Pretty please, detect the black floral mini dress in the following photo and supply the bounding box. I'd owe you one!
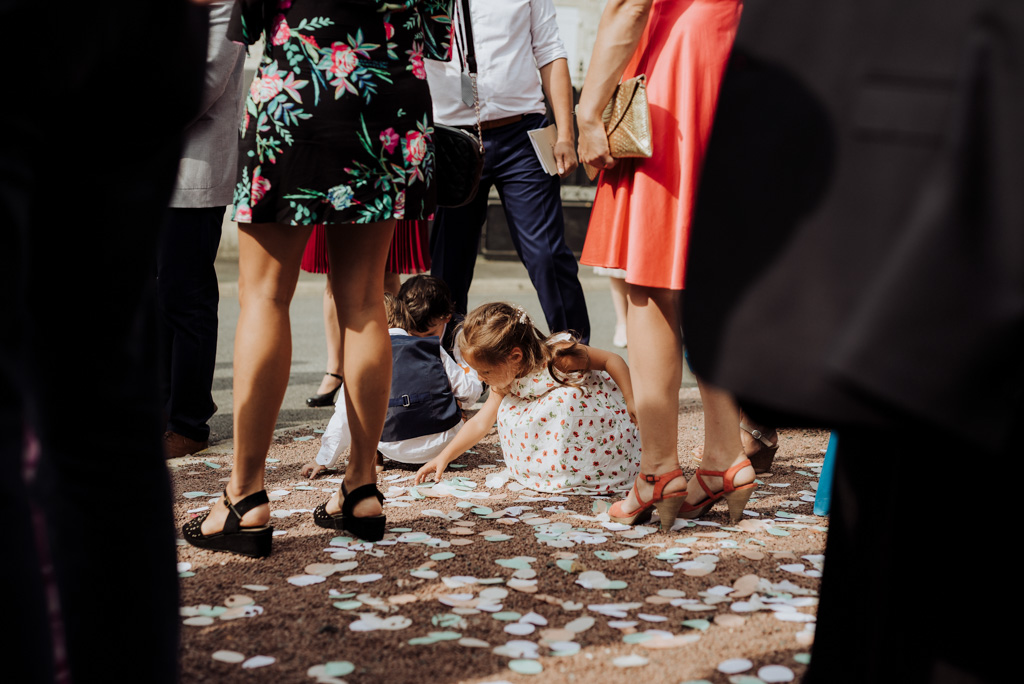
[230,0,453,225]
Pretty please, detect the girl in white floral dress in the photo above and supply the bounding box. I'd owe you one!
[416,303,641,494]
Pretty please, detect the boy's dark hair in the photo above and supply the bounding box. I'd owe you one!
[398,275,455,333]
[384,292,414,331]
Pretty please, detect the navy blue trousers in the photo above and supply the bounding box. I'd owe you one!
[157,206,223,442]
[431,113,590,343]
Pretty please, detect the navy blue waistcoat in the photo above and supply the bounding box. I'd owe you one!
[381,335,461,442]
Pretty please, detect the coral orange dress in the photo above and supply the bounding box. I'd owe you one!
[581,0,742,290]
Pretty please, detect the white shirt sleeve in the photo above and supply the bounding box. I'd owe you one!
[315,391,351,468]
[443,347,484,406]
[530,0,568,68]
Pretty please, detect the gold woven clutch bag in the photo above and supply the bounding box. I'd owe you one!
[583,74,653,180]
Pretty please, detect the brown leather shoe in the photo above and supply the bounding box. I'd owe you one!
[163,431,210,460]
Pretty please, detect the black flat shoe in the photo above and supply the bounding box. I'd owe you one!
[306,372,343,407]
[182,490,273,558]
[313,481,386,541]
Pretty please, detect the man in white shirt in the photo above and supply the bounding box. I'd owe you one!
[427,0,591,343]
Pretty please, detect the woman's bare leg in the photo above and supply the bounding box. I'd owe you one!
[313,279,344,395]
[384,271,401,296]
[615,284,687,513]
[687,381,754,501]
[322,220,397,519]
[609,276,629,347]
[202,222,312,534]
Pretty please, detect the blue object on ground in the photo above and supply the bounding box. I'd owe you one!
[814,432,837,516]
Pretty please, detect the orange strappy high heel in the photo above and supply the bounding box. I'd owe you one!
[678,459,757,523]
[608,469,688,529]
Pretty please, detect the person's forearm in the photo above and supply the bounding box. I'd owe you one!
[604,354,636,407]
[576,0,653,126]
[539,58,576,142]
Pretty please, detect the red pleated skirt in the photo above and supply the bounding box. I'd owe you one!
[300,220,431,274]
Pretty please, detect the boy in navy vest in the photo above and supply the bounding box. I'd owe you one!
[304,292,483,477]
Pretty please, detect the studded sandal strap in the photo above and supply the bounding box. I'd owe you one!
[340,482,384,518]
[222,490,270,534]
[740,422,774,447]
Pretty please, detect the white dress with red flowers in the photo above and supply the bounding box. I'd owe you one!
[497,363,641,494]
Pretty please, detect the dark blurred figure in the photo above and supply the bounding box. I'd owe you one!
[685,1,1023,682]
[159,1,246,459]
[0,2,209,682]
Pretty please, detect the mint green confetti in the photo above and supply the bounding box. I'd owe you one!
[477,578,506,584]
[330,536,354,546]
[681,681,713,684]
[746,538,767,546]
[456,501,475,508]
[767,527,791,536]
[293,436,313,442]
[179,571,196,578]
[677,536,698,544]
[409,487,425,500]
[471,507,493,515]
[555,559,577,573]
[622,632,654,644]
[509,660,543,675]
[183,491,209,499]
[333,601,362,610]
[681,619,710,632]
[324,661,354,676]
[313,429,325,434]
[729,676,763,684]
[493,611,522,621]
[794,653,811,665]
[606,580,628,590]
[485,535,512,542]
[431,613,464,628]
[595,551,620,561]
[389,527,412,532]
[294,485,315,490]
[265,458,280,463]
[496,558,531,569]
[431,552,455,561]
[449,463,467,468]
[203,461,221,469]
[197,606,228,617]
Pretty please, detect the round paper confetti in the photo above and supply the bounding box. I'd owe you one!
[717,658,753,674]
[758,665,795,682]
[613,655,649,668]
[241,655,275,669]
[211,650,245,664]
[324,661,356,677]
[504,623,536,636]
[508,659,543,675]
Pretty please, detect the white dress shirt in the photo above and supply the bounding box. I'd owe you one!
[425,0,568,126]
[316,329,484,467]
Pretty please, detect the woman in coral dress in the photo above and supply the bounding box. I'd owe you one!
[577,0,758,525]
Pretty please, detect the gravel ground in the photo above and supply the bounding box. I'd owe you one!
[172,388,829,684]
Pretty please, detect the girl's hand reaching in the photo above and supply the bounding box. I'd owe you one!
[301,461,329,479]
[415,455,449,484]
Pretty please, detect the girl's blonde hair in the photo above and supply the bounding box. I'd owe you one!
[456,302,588,386]
[384,292,414,331]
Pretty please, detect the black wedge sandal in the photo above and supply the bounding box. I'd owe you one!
[313,482,386,542]
[182,490,273,558]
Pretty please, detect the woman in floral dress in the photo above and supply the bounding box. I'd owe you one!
[183,0,454,557]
